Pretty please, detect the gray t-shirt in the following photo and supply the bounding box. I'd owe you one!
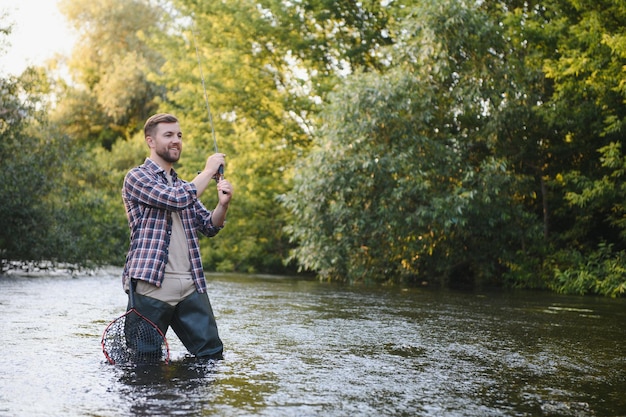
[164,172,192,277]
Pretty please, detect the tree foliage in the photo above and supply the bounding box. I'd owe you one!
[0,70,55,262]
[2,0,625,296]
[0,65,124,268]
[284,0,541,286]
[56,0,167,148]
[285,0,626,296]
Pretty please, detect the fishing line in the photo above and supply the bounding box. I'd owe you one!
[192,26,225,185]
[192,27,219,155]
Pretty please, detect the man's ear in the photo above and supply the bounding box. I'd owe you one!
[145,136,155,148]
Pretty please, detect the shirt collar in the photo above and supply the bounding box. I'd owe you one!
[144,158,179,181]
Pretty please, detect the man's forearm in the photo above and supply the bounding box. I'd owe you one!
[211,202,229,227]
[191,171,214,197]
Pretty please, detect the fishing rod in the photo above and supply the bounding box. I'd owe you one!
[192,27,225,185]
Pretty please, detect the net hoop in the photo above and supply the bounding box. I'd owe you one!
[101,308,170,365]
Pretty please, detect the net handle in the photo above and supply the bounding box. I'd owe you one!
[128,278,136,310]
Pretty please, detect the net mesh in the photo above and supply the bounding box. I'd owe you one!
[102,310,169,365]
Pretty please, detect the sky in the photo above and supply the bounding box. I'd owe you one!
[0,0,76,76]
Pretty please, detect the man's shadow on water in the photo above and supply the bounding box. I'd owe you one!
[116,357,220,415]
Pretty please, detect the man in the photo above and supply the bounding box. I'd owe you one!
[122,113,232,360]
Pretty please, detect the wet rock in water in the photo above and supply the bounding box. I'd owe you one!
[384,343,426,357]
[540,400,593,416]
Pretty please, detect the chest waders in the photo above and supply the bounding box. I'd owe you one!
[129,280,224,359]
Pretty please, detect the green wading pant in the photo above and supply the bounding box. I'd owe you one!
[129,285,224,358]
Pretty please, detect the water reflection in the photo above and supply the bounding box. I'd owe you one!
[114,359,219,416]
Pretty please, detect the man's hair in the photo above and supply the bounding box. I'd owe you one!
[144,113,178,138]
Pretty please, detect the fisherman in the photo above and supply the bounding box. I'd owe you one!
[121,113,232,359]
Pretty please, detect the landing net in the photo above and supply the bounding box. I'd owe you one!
[102,310,169,365]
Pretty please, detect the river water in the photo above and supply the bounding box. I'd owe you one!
[0,267,624,417]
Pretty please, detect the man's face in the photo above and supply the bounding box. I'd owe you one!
[150,122,182,163]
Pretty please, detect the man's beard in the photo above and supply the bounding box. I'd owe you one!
[157,147,180,163]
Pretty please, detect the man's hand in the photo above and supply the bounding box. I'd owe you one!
[204,153,226,178]
[212,179,232,227]
[217,179,233,202]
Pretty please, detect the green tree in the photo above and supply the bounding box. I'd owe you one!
[282,0,624,290]
[513,0,626,295]
[0,64,120,268]
[0,69,55,263]
[284,0,541,285]
[56,0,167,148]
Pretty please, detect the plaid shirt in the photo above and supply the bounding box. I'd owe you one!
[122,158,222,293]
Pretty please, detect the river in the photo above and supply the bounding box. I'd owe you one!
[0,267,624,416]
